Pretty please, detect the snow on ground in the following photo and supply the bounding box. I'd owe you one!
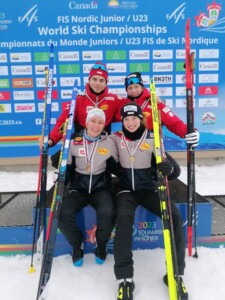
[0,164,225,299]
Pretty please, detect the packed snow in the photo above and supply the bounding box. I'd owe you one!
[0,164,225,300]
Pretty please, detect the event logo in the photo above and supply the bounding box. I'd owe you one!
[195,1,225,33]
[202,112,216,125]
[166,3,186,24]
[18,4,38,27]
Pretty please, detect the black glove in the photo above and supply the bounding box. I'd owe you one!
[157,160,174,176]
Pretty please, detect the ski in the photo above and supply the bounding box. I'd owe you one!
[36,79,78,300]
[36,44,55,262]
[185,18,198,258]
[150,78,180,300]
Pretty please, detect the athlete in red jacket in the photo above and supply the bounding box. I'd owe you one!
[123,72,199,145]
[44,62,125,147]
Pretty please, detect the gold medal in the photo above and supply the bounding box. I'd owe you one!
[86,164,91,172]
[130,155,135,162]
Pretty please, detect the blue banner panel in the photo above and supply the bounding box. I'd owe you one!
[0,0,225,158]
[0,202,212,256]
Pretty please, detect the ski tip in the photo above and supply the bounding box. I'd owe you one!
[28,265,36,273]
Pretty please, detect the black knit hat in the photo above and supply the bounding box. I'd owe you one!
[124,72,144,90]
[121,102,143,121]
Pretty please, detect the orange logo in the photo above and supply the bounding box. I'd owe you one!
[143,111,150,117]
[140,142,150,150]
[97,148,109,155]
[12,78,33,88]
[100,104,109,111]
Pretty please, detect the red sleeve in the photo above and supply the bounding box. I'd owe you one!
[158,102,188,138]
[49,103,70,145]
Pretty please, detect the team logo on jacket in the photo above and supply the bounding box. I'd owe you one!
[79,148,85,156]
[140,142,150,150]
[97,148,109,155]
[100,104,109,111]
[143,111,150,117]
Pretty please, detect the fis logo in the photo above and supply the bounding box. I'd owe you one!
[166,3,186,24]
[18,4,38,27]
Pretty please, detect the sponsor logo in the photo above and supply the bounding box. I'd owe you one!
[78,148,85,156]
[199,49,219,58]
[35,65,57,75]
[38,102,59,112]
[121,140,126,148]
[129,50,150,60]
[198,86,218,95]
[61,90,72,99]
[198,74,218,83]
[176,99,195,108]
[153,50,173,59]
[14,103,35,112]
[11,65,32,75]
[0,66,8,76]
[0,53,7,63]
[106,50,126,60]
[58,51,79,61]
[82,51,103,60]
[129,62,149,73]
[143,112,150,118]
[0,104,12,113]
[156,87,173,96]
[0,79,9,88]
[36,77,57,87]
[13,91,34,100]
[18,5,38,27]
[60,77,80,87]
[140,143,150,151]
[0,91,10,100]
[166,3,186,24]
[100,104,109,111]
[153,75,173,84]
[97,148,109,155]
[202,112,216,125]
[59,64,80,74]
[37,90,58,100]
[35,118,42,125]
[108,0,120,8]
[69,1,98,10]
[199,98,218,108]
[199,62,219,71]
[195,2,224,34]
[12,78,33,88]
[10,53,31,62]
[153,62,173,72]
[108,76,125,86]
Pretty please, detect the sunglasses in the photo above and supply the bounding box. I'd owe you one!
[126,77,143,86]
[91,64,108,72]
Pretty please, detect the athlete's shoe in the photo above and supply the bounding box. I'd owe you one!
[72,243,84,267]
[117,279,135,300]
[95,244,107,264]
[163,274,188,300]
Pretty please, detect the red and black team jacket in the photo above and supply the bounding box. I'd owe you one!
[122,88,188,138]
[49,84,126,145]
